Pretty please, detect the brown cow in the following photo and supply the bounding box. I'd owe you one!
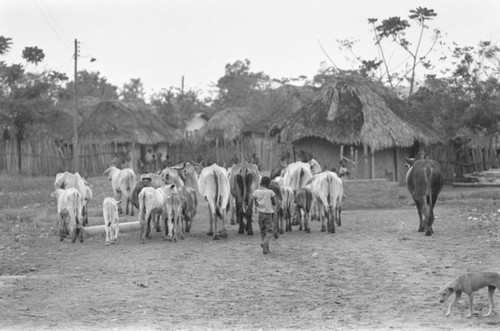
[405,156,444,236]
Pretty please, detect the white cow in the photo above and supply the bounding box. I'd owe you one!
[309,158,322,175]
[282,161,313,191]
[102,197,121,245]
[54,172,88,226]
[272,177,295,234]
[51,188,84,243]
[104,166,137,216]
[159,163,198,232]
[138,186,168,243]
[309,171,343,233]
[198,163,231,240]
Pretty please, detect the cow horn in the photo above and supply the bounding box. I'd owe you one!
[171,162,186,170]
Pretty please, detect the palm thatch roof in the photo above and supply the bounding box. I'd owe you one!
[79,100,182,144]
[274,72,442,151]
[196,107,257,141]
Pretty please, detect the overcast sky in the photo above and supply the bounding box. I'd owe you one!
[2,0,500,98]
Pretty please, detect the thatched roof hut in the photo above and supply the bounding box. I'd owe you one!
[275,72,441,151]
[79,100,182,144]
[273,72,442,183]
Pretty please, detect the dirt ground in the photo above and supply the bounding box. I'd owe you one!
[1,177,500,331]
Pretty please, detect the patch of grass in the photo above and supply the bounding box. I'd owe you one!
[0,175,54,209]
[462,200,500,244]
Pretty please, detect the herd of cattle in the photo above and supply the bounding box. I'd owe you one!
[49,152,444,245]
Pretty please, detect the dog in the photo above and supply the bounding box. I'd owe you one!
[439,272,500,317]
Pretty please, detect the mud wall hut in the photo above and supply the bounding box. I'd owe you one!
[274,72,442,185]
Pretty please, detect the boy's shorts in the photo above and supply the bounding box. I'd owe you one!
[258,212,273,238]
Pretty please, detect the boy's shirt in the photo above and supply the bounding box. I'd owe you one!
[253,187,275,213]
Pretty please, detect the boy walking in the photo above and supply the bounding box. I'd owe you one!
[252,176,277,254]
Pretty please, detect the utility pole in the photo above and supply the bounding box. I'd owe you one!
[73,38,79,173]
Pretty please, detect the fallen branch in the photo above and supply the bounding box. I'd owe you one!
[19,312,48,318]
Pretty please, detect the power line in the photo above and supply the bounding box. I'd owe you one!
[33,0,72,51]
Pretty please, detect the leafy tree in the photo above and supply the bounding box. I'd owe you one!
[0,36,68,172]
[0,36,12,56]
[120,78,145,103]
[63,70,118,101]
[213,59,270,110]
[150,87,210,129]
[338,7,441,98]
[22,46,45,65]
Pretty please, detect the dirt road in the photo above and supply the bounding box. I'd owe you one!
[1,180,500,330]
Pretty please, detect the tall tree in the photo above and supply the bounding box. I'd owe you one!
[338,7,441,98]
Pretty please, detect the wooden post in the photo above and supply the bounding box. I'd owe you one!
[354,149,358,179]
[215,137,219,164]
[370,149,375,179]
[363,144,369,179]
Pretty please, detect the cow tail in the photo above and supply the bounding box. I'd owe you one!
[426,167,433,208]
[74,191,82,226]
[327,174,332,208]
[242,165,247,213]
[213,169,220,211]
[140,191,146,222]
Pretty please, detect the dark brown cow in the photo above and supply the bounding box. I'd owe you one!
[406,157,444,236]
[229,162,261,235]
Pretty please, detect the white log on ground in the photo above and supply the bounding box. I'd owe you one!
[84,221,141,236]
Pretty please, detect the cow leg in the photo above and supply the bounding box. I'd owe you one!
[246,210,254,236]
[105,224,110,245]
[328,208,335,233]
[237,206,246,234]
[320,208,327,232]
[424,202,433,236]
[83,205,88,227]
[213,213,221,240]
[304,210,310,233]
[220,214,228,239]
[414,199,425,232]
[128,197,134,216]
[140,211,151,244]
[298,207,304,231]
[285,209,292,232]
[279,210,284,235]
[230,200,236,225]
[113,221,119,243]
[337,206,342,226]
[78,225,84,243]
[206,202,215,237]
[117,192,123,214]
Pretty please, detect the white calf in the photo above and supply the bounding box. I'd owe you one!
[102,197,121,245]
[51,188,84,243]
[138,186,167,243]
[164,187,184,242]
[54,172,88,225]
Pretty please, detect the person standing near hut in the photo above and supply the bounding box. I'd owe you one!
[157,152,164,171]
[251,176,277,254]
[123,146,132,169]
